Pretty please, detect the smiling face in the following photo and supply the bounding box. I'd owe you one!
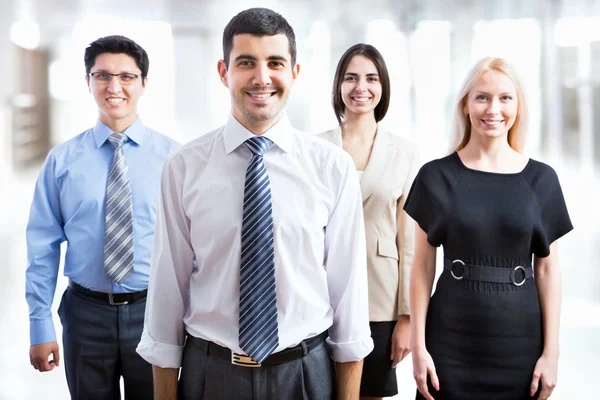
[87,52,146,132]
[340,55,382,119]
[463,69,519,142]
[217,33,299,134]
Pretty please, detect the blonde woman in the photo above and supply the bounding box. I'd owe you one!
[403,57,573,400]
[319,43,419,399]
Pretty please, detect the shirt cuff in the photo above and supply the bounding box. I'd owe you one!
[398,304,410,316]
[326,336,374,363]
[136,330,185,369]
[30,318,57,345]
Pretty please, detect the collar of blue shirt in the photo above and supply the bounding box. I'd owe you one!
[223,113,293,155]
[92,117,147,148]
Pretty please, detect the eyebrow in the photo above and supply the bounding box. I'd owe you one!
[234,54,289,62]
[91,69,139,75]
[344,72,379,76]
[473,90,514,95]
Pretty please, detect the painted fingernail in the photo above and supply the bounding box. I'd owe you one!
[435,383,440,391]
[530,389,535,396]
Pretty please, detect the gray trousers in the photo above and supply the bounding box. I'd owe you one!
[58,286,153,400]
[178,336,336,400]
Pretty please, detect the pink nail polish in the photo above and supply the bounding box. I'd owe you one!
[435,383,440,391]
[530,389,535,396]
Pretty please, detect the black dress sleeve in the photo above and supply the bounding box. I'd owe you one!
[403,162,447,247]
[534,166,573,257]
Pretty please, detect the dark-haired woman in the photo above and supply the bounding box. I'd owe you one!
[319,43,419,399]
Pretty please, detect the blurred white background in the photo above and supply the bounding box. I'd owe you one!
[1,0,599,398]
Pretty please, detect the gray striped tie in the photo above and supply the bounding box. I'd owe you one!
[104,133,134,284]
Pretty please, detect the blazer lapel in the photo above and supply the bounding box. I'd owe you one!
[360,128,395,203]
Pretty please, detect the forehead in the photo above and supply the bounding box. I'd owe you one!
[345,55,378,73]
[92,53,140,72]
[471,70,516,92]
[230,33,291,59]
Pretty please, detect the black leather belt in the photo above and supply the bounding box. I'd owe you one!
[186,331,328,367]
[68,280,147,305]
[444,258,533,286]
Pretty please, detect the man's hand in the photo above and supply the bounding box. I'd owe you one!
[30,342,60,372]
[153,365,179,400]
[391,315,411,367]
[335,360,363,400]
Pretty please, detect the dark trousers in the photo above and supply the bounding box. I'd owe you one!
[58,286,153,400]
[178,337,336,400]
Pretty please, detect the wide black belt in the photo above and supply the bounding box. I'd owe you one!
[444,258,533,286]
[186,331,328,367]
[68,280,147,305]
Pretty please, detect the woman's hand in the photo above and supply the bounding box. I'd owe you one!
[530,353,558,399]
[391,315,411,367]
[412,347,439,400]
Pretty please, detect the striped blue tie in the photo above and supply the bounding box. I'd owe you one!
[239,136,279,364]
[104,133,134,284]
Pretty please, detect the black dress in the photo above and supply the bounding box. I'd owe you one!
[404,153,573,400]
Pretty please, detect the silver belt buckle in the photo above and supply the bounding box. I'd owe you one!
[231,352,261,367]
[450,259,466,280]
[513,266,526,286]
[108,293,129,306]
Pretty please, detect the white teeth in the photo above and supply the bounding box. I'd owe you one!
[107,98,124,104]
[249,93,272,99]
[353,97,370,102]
[483,120,503,126]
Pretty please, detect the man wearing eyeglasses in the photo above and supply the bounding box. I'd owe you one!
[25,35,180,399]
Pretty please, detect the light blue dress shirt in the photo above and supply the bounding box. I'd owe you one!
[26,117,180,345]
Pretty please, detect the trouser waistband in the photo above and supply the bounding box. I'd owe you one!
[68,280,147,305]
[185,331,328,367]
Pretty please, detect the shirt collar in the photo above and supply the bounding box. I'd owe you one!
[223,113,293,155]
[92,117,146,148]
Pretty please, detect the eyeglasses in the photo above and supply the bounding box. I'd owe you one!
[88,72,143,85]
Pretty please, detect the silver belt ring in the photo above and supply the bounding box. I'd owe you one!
[451,259,466,280]
[513,266,526,286]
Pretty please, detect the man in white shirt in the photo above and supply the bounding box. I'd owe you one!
[137,7,373,399]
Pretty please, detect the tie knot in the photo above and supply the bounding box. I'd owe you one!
[108,133,128,149]
[244,136,272,157]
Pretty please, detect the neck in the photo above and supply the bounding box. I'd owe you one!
[461,131,515,161]
[341,112,377,141]
[100,114,137,134]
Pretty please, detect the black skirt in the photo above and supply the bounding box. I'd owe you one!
[416,272,543,400]
[360,321,398,397]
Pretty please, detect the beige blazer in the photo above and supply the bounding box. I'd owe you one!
[318,126,419,321]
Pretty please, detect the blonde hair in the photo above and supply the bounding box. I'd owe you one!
[449,57,528,153]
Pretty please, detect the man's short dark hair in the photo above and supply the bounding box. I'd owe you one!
[84,35,149,78]
[222,8,296,68]
[332,43,391,125]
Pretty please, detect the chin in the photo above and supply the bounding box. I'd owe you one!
[482,132,508,140]
[103,107,125,116]
[245,112,274,123]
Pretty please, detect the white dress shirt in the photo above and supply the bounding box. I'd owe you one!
[136,114,373,368]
